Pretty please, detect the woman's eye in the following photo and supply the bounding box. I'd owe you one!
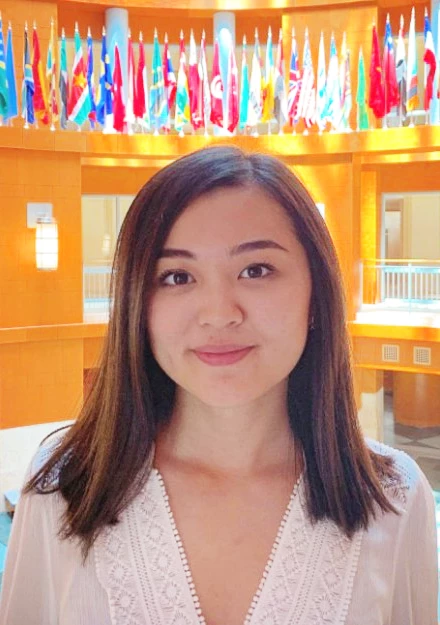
[240,264,274,279]
[159,270,194,287]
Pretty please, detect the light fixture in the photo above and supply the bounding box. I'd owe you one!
[35,216,58,271]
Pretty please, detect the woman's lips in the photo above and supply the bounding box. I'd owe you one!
[193,346,254,366]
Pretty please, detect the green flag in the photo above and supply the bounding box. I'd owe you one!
[239,37,249,130]
[174,31,190,133]
[356,47,369,130]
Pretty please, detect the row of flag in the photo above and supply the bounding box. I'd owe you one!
[0,7,439,135]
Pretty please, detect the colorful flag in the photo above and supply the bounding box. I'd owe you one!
[239,35,249,131]
[406,7,418,112]
[226,41,239,133]
[368,24,385,119]
[21,24,34,124]
[210,38,223,128]
[5,23,18,120]
[96,27,112,126]
[262,26,274,122]
[32,25,49,124]
[150,29,168,132]
[86,28,96,127]
[68,25,91,126]
[175,31,190,133]
[46,18,58,126]
[199,31,211,131]
[383,15,399,114]
[297,28,315,129]
[59,28,68,129]
[287,28,301,127]
[395,15,407,120]
[188,29,202,130]
[339,32,352,130]
[423,9,437,111]
[325,33,340,129]
[112,44,125,132]
[125,31,135,129]
[356,47,369,130]
[163,33,177,112]
[274,28,287,128]
[315,31,327,131]
[0,16,8,118]
[134,32,149,129]
[247,29,262,128]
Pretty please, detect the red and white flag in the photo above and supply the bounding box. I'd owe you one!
[188,29,202,129]
[112,44,125,132]
[226,43,239,132]
[210,39,224,128]
[125,32,136,129]
[199,31,211,131]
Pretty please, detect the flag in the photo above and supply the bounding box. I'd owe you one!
[274,28,288,128]
[46,19,58,126]
[5,23,18,120]
[59,28,68,129]
[239,35,249,130]
[247,30,262,128]
[134,33,149,129]
[368,24,385,119]
[339,32,352,130]
[32,25,49,124]
[287,28,301,126]
[226,41,239,133]
[199,31,211,131]
[163,33,177,112]
[188,29,202,130]
[150,29,168,132]
[315,31,327,131]
[262,26,274,122]
[406,7,418,112]
[324,33,340,129]
[395,15,407,120]
[125,31,135,129]
[96,28,112,126]
[0,16,8,118]
[356,47,369,130]
[21,25,34,124]
[112,44,125,132]
[297,28,315,128]
[68,25,91,125]
[86,28,96,127]
[423,9,437,111]
[175,31,190,133]
[383,15,399,114]
[210,38,223,128]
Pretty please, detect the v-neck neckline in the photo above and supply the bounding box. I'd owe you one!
[152,467,303,625]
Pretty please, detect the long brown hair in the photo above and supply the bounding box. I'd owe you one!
[26,146,397,558]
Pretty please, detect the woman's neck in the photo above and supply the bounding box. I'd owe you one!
[154,381,298,477]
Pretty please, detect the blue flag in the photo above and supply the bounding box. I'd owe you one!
[86,31,97,128]
[96,29,113,125]
[5,25,17,119]
[0,18,8,118]
[21,26,34,124]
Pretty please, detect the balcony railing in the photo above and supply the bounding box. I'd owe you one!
[83,265,112,318]
[360,259,440,313]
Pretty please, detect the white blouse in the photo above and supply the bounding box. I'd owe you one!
[0,438,438,625]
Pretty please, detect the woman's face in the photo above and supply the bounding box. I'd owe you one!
[147,185,312,408]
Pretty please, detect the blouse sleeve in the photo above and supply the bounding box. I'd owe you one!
[389,462,438,625]
[0,487,61,625]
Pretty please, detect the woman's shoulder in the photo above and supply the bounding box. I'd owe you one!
[365,437,433,509]
[27,426,71,486]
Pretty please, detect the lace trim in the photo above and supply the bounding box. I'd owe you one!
[155,468,303,625]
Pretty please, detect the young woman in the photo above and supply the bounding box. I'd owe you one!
[0,146,437,625]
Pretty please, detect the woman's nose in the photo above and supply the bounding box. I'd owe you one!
[197,282,244,328]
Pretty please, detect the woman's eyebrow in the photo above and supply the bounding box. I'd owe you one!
[158,240,289,260]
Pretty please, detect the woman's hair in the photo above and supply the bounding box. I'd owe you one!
[26,145,397,558]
